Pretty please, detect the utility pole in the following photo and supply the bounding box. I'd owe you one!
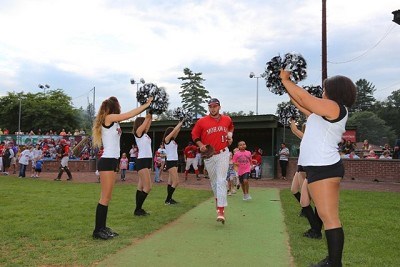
[322,0,327,85]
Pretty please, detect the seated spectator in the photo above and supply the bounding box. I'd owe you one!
[365,150,378,159]
[342,140,355,155]
[73,129,80,136]
[379,150,392,160]
[3,128,9,135]
[59,129,67,136]
[381,143,391,153]
[343,151,360,159]
[361,139,372,158]
[0,128,3,135]
[79,129,86,135]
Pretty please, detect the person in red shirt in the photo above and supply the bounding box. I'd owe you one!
[191,98,234,224]
[251,149,262,179]
[54,139,72,181]
[183,142,199,180]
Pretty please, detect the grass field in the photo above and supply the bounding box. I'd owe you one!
[280,189,400,266]
[1,176,399,266]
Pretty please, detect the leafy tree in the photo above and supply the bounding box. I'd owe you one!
[350,79,376,113]
[178,68,210,118]
[371,89,400,139]
[0,90,81,134]
[347,111,395,145]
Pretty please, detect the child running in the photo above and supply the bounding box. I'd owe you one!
[232,141,252,200]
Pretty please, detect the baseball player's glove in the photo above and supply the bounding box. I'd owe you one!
[201,145,215,159]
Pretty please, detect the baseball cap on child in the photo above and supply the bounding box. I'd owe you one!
[208,98,220,106]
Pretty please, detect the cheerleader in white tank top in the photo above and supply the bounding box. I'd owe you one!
[92,96,152,240]
[281,70,356,267]
[162,121,183,205]
[133,113,153,216]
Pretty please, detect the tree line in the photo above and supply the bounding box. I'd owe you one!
[1,71,398,146]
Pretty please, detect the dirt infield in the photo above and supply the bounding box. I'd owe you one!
[36,170,400,193]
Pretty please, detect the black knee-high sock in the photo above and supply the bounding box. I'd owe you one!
[166,184,175,201]
[293,192,301,202]
[135,190,140,209]
[314,207,323,231]
[135,190,148,210]
[94,203,108,232]
[302,205,320,231]
[325,227,344,267]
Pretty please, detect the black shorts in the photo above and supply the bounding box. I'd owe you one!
[97,158,119,172]
[239,172,250,183]
[35,169,42,173]
[297,165,305,172]
[136,158,152,171]
[303,160,344,184]
[166,160,178,170]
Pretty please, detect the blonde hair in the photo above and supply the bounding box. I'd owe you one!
[92,97,121,148]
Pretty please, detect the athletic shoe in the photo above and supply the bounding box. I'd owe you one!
[169,199,178,204]
[247,195,252,200]
[93,228,112,240]
[310,256,331,266]
[227,191,232,196]
[231,190,236,194]
[67,178,72,181]
[303,228,322,239]
[54,178,61,181]
[104,227,119,237]
[134,209,150,216]
[216,210,225,224]
[243,194,249,201]
[31,174,35,177]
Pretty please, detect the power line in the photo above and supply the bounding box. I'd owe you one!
[328,24,396,64]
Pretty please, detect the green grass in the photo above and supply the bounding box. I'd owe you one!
[280,189,400,267]
[0,176,212,266]
[1,176,399,266]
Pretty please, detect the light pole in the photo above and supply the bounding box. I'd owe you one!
[130,77,145,108]
[249,72,261,115]
[18,98,21,134]
[38,84,50,95]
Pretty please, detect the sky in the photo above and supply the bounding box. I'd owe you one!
[0,0,399,116]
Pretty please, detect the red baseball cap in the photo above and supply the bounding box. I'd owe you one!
[208,98,220,106]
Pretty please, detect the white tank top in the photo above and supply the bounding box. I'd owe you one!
[165,140,178,161]
[135,133,152,159]
[101,122,121,158]
[299,106,347,166]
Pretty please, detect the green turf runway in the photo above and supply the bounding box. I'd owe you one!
[99,188,291,267]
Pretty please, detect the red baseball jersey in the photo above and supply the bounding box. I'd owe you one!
[191,114,234,152]
[184,145,198,158]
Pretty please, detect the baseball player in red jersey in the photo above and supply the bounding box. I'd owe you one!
[191,98,234,224]
[183,142,199,180]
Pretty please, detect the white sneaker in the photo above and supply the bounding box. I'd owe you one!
[95,170,99,176]
[247,195,252,200]
[228,191,232,196]
[243,194,248,201]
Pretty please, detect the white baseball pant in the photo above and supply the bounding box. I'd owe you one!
[185,157,198,170]
[204,149,230,207]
